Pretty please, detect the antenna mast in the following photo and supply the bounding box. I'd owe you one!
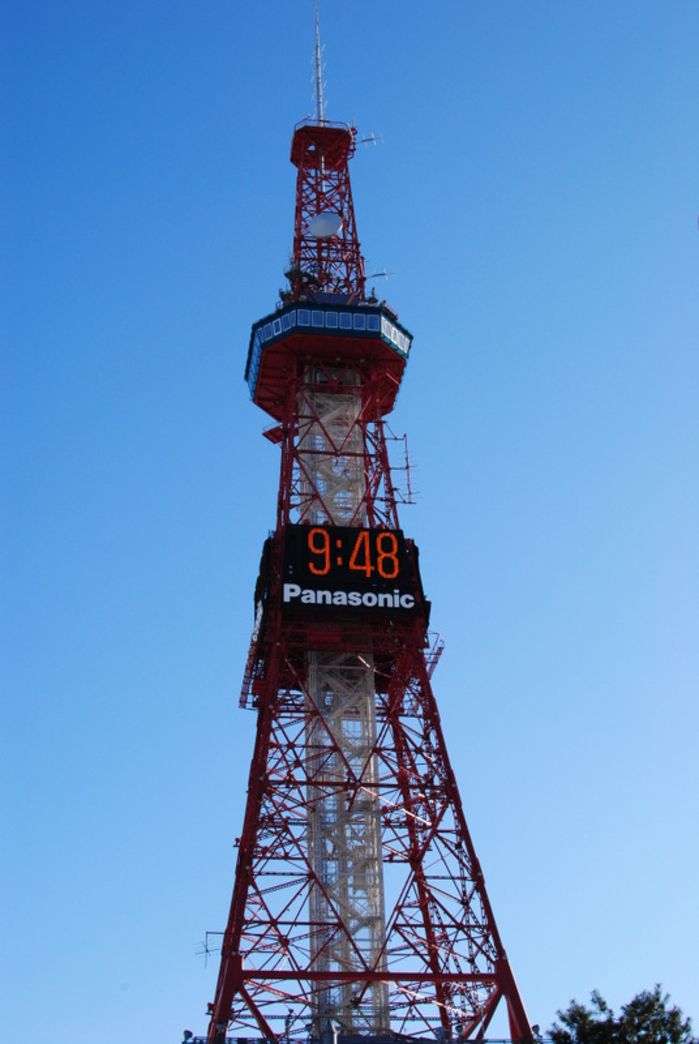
[313,0,325,121]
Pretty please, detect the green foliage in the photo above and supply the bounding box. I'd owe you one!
[549,985,695,1044]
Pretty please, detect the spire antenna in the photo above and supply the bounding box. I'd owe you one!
[313,0,325,122]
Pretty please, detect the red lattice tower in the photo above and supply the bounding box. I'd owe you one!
[202,117,532,1044]
[287,122,365,302]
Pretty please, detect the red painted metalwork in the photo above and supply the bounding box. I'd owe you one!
[245,318,407,424]
[203,116,532,1044]
[285,121,365,302]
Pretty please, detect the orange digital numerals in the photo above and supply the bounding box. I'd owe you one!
[306,528,400,580]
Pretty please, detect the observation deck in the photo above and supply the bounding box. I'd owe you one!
[245,300,413,421]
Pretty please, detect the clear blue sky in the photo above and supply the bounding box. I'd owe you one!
[2,2,698,1041]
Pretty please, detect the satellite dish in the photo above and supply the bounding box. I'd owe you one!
[308,212,343,239]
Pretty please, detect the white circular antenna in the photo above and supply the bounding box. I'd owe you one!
[308,212,343,239]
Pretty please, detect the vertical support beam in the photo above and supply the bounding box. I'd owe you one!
[302,366,388,1032]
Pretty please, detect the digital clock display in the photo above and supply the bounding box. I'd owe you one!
[282,525,421,614]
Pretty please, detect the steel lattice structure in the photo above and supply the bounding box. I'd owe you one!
[286,123,365,303]
[202,117,532,1044]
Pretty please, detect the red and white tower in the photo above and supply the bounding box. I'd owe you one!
[199,18,532,1044]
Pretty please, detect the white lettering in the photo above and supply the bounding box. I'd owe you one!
[284,583,416,611]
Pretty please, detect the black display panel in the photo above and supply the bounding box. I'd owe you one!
[282,524,420,613]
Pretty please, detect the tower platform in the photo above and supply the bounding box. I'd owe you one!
[245,301,412,421]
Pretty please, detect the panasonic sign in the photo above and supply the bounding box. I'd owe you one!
[283,584,415,610]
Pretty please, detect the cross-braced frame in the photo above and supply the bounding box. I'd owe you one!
[205,111,531,1044]
[209,621,530,1043]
